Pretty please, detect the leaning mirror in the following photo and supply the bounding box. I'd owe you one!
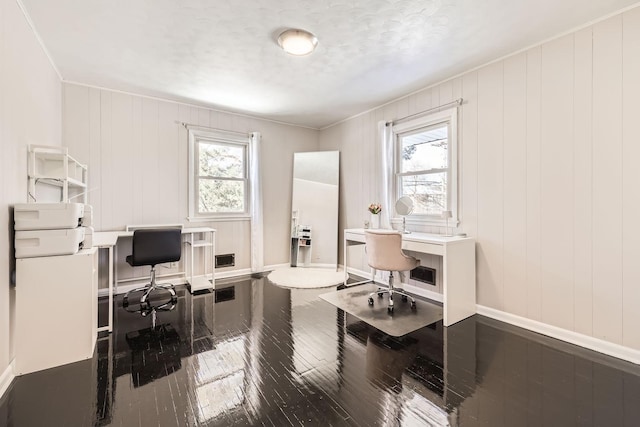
[291,151,340,268]
[395,196,414,234]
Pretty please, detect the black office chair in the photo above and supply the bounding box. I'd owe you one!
[123,228,182,308]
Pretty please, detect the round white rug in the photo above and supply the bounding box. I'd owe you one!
[267,267,345,289]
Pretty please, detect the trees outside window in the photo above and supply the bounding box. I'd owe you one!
[189,130,249,219]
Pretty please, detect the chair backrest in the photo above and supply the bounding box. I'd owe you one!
[364,230,417,272]
[129,228,182,267]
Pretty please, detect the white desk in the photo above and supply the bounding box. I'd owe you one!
[343,228,476,326]
[93,227,216,333]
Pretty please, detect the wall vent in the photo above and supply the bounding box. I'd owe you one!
[410,266,436,286]
[215,253,235,268]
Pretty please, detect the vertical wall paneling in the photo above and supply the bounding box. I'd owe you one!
[621,8,640,350]
[1,0,62,375]
[110,92,134,229]
[131,95,143,225]
[476,62,504,309]
[0,0,6,374]
[592,16,623,344]
[99,91,113,229]
[141,98,159,224]
[395,98,409,124]
[178,105,190,220]
[502,53,528,318]
[539,35,574,330]
[573,27,594,337]
[438,80,454,106]
[88,88,102,229]
[319,4,640,358]
[63,85,90,167]
[158,102,180,223]
[461,72,478,239]
[525,47,542,321]
[64,83,318,276]
[451,77,463,235]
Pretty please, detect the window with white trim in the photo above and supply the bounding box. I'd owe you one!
[393,108,458,224]
[188,129,250,219]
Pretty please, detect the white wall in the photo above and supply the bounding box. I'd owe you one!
[62,83,319,275]
[0,0,62,376]
[321,7,640,352]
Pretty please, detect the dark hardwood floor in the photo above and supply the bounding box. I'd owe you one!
[1,276,639,426]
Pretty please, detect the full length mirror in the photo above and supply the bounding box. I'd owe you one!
[290,151,340,268]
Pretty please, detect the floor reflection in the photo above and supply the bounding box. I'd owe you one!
[1,277,639,426]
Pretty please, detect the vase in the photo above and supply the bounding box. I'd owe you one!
[370,213,380,229]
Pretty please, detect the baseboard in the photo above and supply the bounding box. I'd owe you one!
[214,268,252,280]
[98,266,273,297]
[346,268,639,364]
[307,263,339,269]
[0,361,15,400]
[264,263,289,272]
[477,305,640,365]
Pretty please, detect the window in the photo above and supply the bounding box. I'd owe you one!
[393,108,458,223]
[189,129,250,219]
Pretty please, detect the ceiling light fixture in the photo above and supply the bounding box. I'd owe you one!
[277,29,318,56]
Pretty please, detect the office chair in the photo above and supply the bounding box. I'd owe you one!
[364,229,419,314]
[123,228,182,308]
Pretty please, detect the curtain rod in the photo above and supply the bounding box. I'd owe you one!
[385,98,463,127]
[176,121,251,137]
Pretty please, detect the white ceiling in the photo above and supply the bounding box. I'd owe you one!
[22,0,639,129]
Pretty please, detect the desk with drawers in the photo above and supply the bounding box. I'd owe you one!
[343,228,476,326]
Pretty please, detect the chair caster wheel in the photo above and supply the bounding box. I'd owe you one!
[387,306,394,314]
[368,297,374,306]
[377,292,384,298]
[411,301,417,310]
[402,295,408,302]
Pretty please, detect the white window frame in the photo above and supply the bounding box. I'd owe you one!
[392,108,458,226]
[188,128,251,221]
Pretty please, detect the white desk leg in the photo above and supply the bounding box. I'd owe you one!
[343,235,349,286]
[443,240,477,326]
[107,245,113,333]
[114,243,118,295]
[344,237,375,287]
[97,245,114,334]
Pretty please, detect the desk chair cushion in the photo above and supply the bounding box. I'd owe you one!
[126,228,182,267]
[364,230,419,272]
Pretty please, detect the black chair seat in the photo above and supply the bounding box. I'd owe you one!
[123,228,182,308]
[128,229,182,267]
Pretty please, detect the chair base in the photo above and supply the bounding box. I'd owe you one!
[123,266,177,312]
[367,272,417,314]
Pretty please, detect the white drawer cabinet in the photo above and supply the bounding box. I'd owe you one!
[15,248,98,375]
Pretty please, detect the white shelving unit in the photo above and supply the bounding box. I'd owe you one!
[27,144,88,203]
[290,224,312,267]
[184,228,215,293]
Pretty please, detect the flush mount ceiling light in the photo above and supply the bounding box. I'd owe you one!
[277,29,318,56]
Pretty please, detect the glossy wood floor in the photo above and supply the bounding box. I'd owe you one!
[1,276,639,426]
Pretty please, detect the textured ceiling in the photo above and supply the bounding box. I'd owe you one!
[22,0,640,128]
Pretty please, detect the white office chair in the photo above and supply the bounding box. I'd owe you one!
[364,230,420,314]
